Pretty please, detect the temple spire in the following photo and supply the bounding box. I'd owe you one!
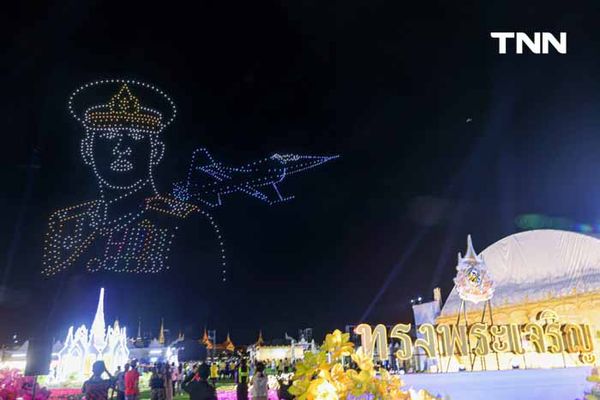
[201,327,213,349]
[223,332,235,351]
[158,318,165,345]
[256,330,264,346]
[90,288,107,352]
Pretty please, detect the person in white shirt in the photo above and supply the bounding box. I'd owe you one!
[250,362,269,400]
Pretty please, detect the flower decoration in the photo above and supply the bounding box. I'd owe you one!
[0,369,50,400]
[324,330,354,359]
[289,329,438,400]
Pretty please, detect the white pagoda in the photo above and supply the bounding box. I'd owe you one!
[54,288,129,382]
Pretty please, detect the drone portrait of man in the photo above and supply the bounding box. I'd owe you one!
[42,79,336,279]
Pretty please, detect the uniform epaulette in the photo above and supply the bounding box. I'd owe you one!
[145,195,199,219]
[49,200,99,223]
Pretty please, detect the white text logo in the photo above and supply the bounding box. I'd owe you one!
[490,32,567,54]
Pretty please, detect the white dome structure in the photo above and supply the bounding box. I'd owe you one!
[440,229,600,317]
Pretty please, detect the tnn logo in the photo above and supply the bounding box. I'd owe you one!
[490,32,567,54]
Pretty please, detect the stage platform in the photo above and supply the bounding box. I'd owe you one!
[402,366,594,399]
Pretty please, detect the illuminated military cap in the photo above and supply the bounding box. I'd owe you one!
[68,79,176,134]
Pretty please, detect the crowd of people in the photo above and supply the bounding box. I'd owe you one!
[81,358,295,400]
[81,360,141,400]
[148,362,181,400]
[192,359,293,400]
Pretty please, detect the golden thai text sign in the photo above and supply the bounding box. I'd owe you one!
[354,310,595,366]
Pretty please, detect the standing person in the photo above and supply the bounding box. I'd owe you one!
[115,364,130,400]
[224,362,230,381]
[171,363,180,395]
[182,364,217,400]
[228,360,236,380]
[209,363,219,387]
[114,366,122,400]
[249,361,255,378]
[219,360,225,379]
[164,363,173,400]
[149,367,165,400]
[250,362,268,400]
[177,364,184,394]
[125,360,140,400]
[235,359,249,400]
[277,366,293,400]
[82,361,116,400]
[190,364,199,381]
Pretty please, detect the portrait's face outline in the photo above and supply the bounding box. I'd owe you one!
[81,127,165,191]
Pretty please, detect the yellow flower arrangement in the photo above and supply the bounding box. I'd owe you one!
[289,329,437,400]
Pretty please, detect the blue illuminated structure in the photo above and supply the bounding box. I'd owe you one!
[173,148,338,207]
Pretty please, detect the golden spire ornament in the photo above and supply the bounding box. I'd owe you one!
[158,318,165,345]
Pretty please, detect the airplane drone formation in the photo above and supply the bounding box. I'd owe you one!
[172,148,339,207]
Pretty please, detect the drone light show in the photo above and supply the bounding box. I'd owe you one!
[4,2,600,400]
[42,80,337,279]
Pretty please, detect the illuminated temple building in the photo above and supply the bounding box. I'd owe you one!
[425,229,600,371]
[44,288,177,383]
[53,288,129,382]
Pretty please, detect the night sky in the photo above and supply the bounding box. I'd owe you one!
[2,0,600,345]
